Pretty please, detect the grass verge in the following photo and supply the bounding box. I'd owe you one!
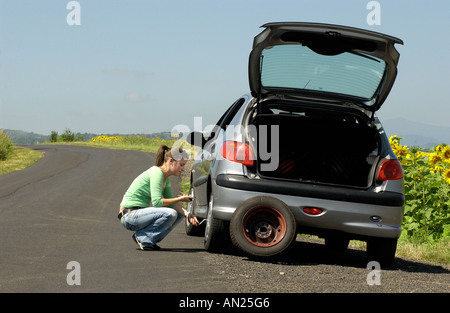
[0,146,44,175]
[45,140,162,153]
[349,234,449,265]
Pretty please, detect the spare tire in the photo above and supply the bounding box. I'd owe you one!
[230,196,297,258]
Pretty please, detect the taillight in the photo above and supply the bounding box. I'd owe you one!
[376,159,403,181]
[220,141,254,166]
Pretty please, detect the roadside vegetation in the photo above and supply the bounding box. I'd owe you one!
[0,130,43,175]
[2,129,448,264]
[388,135,449,264]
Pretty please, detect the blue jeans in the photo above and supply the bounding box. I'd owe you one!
[121,207,183,247]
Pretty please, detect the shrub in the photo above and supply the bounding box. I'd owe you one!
[50,131,58,142]
[60,128,75,142]
[0,130,14,161]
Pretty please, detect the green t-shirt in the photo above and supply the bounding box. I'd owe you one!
[120,166,174,208]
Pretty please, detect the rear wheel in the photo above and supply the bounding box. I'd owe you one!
[230,196,297,259]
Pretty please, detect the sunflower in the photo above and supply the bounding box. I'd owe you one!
[428,152,442,166]
[417,151,428,159]
[443,169,450,184]
[430,165,444,174]
[441,146,450,161]
[389,135,402,145]
[393,144,408,158]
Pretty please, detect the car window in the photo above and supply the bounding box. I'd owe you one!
[216,98,245,129]
[201,98,245,151]
[260,44,386,100]
[207,98,245,141]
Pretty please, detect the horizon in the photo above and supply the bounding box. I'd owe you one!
[4,115,450,136]
[4,115,450,150]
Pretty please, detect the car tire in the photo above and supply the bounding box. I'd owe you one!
[366,237,398,268]
[204,194,228,253]
[230,196,297,259]
[185,186,205,236]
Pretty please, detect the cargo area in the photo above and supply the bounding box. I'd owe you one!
[249,102,380,187]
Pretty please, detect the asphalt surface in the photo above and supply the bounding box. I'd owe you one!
[0,145,448,294]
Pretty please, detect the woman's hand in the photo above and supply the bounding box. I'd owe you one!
[186,212,199,226]
[178,194,193,202]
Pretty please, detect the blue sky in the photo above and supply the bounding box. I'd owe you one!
[0,0,449,135]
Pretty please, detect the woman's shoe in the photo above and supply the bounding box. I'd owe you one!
[132,233,161,251]
[142,243,161,251]
[132,233,144,250]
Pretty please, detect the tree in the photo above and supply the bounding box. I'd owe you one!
[50,131,58,142]
[60,128,75,142]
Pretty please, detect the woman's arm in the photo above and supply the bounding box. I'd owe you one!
[164,195,198,226]
[150,169,198,225]
[161,194,192,210]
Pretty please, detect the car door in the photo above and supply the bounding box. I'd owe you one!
[191,98,246,207]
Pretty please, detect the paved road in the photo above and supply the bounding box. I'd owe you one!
[0,145,227,293]
[0,145,448,294]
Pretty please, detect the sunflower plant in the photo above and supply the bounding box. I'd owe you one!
[89,135,124,144]
[389,136,450,242]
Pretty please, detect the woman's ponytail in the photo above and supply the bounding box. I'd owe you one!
[155,145,169,166]
[155,144,189,166]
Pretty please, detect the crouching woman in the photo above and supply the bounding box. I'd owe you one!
[118,145,198,250]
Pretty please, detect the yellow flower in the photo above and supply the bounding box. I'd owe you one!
[417,151,428,159]
[389,135,402,145]
[430,165,444,174]
[443,169,450,184]
[441,146,450,161]
[428,152,442,166]
[392,143,408,158]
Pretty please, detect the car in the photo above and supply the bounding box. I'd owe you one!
[184,22,404,267]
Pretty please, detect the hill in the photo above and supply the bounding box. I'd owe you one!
[1,129,175,145]
[4,119,449,149]
[2,129,49,144]
[381,118,450,149]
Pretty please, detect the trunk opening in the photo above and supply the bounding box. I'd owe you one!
[249,102,379,188]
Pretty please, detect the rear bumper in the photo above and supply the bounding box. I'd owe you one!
[213,174,404,239]
[216,174,404,207]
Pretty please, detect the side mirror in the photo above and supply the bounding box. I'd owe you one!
[186,131,206,148]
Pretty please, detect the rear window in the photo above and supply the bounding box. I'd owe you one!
[260,44,386,100]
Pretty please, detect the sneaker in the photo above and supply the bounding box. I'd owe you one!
[132,233,144,250]
[142,243,161,251]
[132,234,161,251]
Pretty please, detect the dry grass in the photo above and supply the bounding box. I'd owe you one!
[349,237,449,265]
[395,239,449,264]
[0,147,43,175]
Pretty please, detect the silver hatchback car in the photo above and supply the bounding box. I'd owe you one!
[185,22,404,267]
